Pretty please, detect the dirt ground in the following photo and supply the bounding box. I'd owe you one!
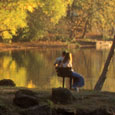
[0,87,115,115]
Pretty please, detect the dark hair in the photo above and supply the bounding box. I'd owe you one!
[63,52,70,63]
[62,51,66,56]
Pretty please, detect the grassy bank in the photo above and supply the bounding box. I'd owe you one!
[0,87,115,115]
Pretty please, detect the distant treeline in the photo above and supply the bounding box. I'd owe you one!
[0,0,115,42]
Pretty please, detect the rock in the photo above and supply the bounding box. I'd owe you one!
[52,88,75,104]
[13,89,39,108]
[15,89,37,97]
[20,105,51,115]
[0,105,11,115]
[0,79,16,87]
[13,95,39,108]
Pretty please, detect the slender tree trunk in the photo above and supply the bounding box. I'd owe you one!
[81,20,88,38]
[94,35,115,91]
[67,2,75,39]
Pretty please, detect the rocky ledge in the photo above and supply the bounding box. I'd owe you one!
[0,85,114,115]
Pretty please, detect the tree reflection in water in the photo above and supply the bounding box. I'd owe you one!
[0,48,114,92]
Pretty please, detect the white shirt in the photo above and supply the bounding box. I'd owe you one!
[62,61,72,68]
[54,56,64,66]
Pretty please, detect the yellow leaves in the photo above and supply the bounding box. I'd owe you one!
[11,28,16,35]
[24,0,44,12]
[2,31,12,39]
[50,16,61,24]
[26,5,34,12]
[0,0,73,40]
[37,2,44,8]
[41,0,71,24]
[109,0,115,8]
[25,2,39,13]
[50,18,55,23]
[65,0,74,5]
[44,11,48,15]
[3,17,11,26]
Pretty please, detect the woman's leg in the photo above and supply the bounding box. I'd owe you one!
[72,77,80,92]
[72,71,84,88]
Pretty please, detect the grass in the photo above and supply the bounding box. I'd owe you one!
[0,87,114,114]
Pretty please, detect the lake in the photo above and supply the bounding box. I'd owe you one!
[0,48,115,92]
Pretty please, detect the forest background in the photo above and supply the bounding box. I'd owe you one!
[0,0,115,43]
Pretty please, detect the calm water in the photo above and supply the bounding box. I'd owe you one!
[0,48,115,92]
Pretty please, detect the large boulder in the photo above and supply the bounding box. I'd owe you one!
[13,89,39,108]
[52,88,75,104]
[14,89,37,97]
[0,79,16,87]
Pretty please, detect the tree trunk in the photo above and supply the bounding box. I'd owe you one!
[81,20,88,38]
[94,35,115,91]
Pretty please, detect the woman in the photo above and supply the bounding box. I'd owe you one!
[62,52,85,92]
[61,52,72,68]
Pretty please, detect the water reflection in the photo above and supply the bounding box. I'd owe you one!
[0,48,114,92]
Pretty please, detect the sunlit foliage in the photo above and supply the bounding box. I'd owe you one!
[27,0,73,40]
[0,0,115,41]
[67,0,115,39]
[92,0,115,39]
[0,0,37,39]
[0,0,72,40]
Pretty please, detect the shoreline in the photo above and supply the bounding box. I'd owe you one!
[0,41,68,52]
[0,40,96,52]
[0,40,112,52]
[0,40,112,51]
